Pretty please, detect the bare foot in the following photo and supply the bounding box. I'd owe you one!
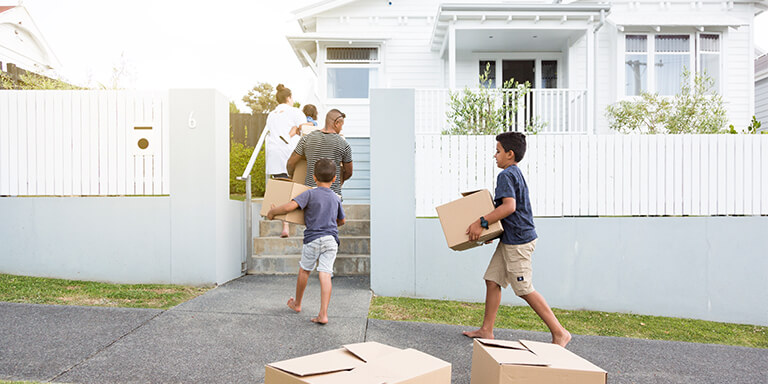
[311,316,328,325]
[463,328,494,339]
[553,330,572,347]
[286,297,301,313]
[280,231,289,238]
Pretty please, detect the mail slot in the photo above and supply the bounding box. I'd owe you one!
[129,124,159,156]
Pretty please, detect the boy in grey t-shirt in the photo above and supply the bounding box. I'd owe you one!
[267,159,346,324]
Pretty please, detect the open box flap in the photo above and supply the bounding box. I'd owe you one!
[268,348,363,377]
[475,339,550,367]
[519,340,607,373]
[343,342,402,362]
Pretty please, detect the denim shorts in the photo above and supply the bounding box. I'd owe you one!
[299,235,338,275]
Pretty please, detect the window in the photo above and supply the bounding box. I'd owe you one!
[541,60,558,89]
[655,35,690,95]
[698,33,720,92]
[325,47,380,99]
[625,35,648,96]
[623,33,719,96]
[479,60,496,88]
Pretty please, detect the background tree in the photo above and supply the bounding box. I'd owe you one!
[242,82,277,114]
[229,101,241,114]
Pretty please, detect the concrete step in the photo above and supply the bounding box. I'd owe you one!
[253,236,370,255]
[259,220,370,237]
[248,254,370,276]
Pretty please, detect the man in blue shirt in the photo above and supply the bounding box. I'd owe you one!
[463,132,571,347]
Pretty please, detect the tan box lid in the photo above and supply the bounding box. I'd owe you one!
[319,348,451,384]
[267,348,363,377]
[476,339,550,367]
[519,340,606,373]
[267,342,403,378]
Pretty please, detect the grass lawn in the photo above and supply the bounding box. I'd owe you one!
[369,296,768,349]
[0,274,211,310]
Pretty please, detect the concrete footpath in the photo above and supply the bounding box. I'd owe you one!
[1,275,766,384]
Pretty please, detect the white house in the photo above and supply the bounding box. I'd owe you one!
[287,0,767,137]
[0,5,60,75]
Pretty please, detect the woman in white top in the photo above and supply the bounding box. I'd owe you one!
[265,84,306,237]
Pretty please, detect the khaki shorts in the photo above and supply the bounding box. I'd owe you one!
[483,239,537,296]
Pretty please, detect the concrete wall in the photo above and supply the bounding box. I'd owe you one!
[370,88,768,326]
[0,89,244,286]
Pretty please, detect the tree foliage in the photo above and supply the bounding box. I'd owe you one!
[242,82,277,114]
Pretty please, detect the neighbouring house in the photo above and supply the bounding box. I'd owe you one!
[288,0,767,137]
[756,50,768,127]
[0,5,60,79]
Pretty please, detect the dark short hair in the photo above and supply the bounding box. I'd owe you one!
[302,104,318,120]
[496,132,527,162]
[314,158,336,183]
[275,84,292,104]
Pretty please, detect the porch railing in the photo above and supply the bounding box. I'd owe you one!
[415,88,588,135]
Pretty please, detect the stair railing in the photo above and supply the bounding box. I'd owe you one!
[236,127,269,274]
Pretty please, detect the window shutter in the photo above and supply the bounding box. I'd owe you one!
[326,47,379,62]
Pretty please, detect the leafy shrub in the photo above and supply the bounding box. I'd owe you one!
[230,142,266,197]
[605,70,727,134]
[444,64,532,135]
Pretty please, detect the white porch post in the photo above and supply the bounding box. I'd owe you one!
[449,23,456,89]
[586,25,595,134]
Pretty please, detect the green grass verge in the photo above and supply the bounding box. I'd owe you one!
[369,296,768,349]
[0,274,212,310]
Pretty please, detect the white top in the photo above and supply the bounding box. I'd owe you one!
[265,104,306,175]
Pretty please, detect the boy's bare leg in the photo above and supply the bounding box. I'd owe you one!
[280,221,290,238]
[287,268,311,313]
[520,291,571,347]
[463,280,501,339]
[311,271,332,324]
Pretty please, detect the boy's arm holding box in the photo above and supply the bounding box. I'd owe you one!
[337,201,346,227]
[267,200,300,220]
[466,197,516,241]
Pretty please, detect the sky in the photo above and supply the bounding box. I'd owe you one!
[8,0,768,113]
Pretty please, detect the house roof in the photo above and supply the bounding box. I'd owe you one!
[0,5,61,70]
[292,0,359,32]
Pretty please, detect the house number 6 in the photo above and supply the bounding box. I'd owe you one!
[188,112,197,129]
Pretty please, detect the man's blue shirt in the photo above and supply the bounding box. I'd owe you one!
[494,165,537,245]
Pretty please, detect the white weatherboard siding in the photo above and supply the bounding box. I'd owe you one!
[594,26,615,134]
[757,77,768,125]
[724,23,754,128]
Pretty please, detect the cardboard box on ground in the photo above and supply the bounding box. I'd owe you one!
[260,159,309,225]
[470,339,607,384]
[265,341,451,384]
[436,190,504,251]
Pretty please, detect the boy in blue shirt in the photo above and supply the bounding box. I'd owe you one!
[267,158,346,324]
[463,132,571,347]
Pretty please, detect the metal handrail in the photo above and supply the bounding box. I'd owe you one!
[236,126,270,274]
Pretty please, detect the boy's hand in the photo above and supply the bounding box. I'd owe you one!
[466,220,484,241]
[266,204,277,220]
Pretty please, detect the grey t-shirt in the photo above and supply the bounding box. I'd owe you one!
[293,187,346,244]
[293,130,353,195]
[494,165,537,245]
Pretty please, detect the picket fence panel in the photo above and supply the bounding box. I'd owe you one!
[0,90,169,196]
[415,134,768,217]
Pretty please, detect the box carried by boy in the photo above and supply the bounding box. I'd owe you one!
[436,189,504,251]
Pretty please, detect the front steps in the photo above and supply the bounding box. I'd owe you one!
[248,204,370,276]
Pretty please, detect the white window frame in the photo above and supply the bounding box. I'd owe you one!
[696,32,722,93]
[620,31,721,98]
[474,53,563,90]
[322,44,382,102]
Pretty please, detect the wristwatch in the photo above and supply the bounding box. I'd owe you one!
[479,216,489,230]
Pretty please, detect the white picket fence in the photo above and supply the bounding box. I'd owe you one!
[415,134,768,217]
[0,90,169,196]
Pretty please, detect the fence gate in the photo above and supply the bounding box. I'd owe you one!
[0,90,169,196]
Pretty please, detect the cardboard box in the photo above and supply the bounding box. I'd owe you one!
[291,159,307,184]
[435,189,504,251]
[470,339,607,384]
[260,179,312,225]
[265,341,451,384]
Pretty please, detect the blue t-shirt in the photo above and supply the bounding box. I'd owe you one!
[292,187,345,244]
[494,165,537,245]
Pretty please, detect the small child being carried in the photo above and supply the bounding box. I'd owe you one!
[267,158,346,324]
